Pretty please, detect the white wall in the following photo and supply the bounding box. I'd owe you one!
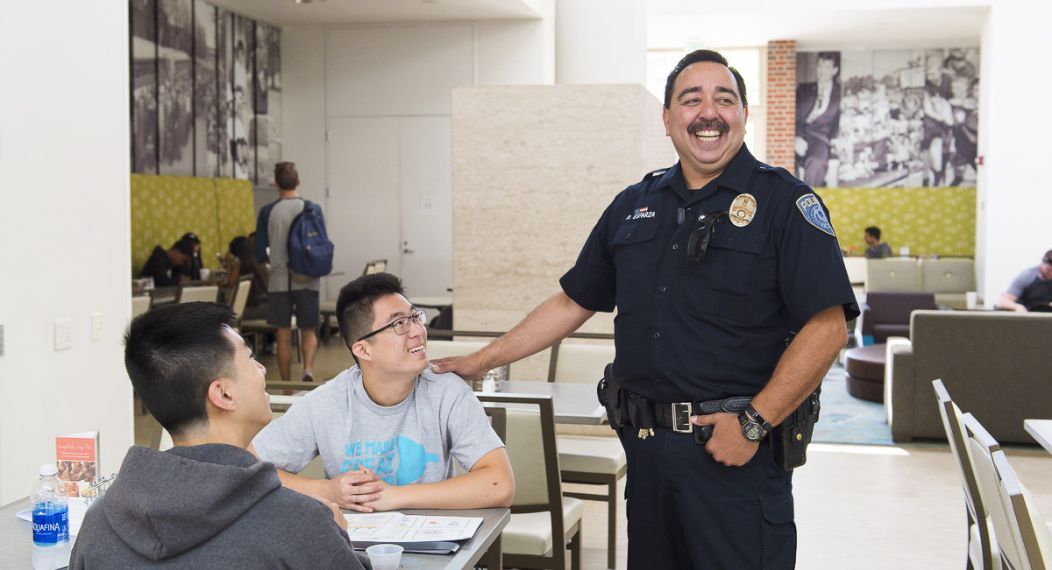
[0,1,133,504]
[556,0,647,84]
[281,16,554,301]
[975,2,1052,304]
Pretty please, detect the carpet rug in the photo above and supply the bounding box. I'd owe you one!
[811,363,895,446]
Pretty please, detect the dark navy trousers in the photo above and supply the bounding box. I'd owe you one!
[619,427,796,569]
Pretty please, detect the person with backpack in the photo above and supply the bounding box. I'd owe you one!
[255,161,333,382]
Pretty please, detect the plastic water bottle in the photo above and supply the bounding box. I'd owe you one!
[30,463,69,570]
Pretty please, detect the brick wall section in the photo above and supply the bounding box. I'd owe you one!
[765,40,796,171]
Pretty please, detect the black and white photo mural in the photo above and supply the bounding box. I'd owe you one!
[129,0,279,183]
[231,14,255,182]
[192,0,218,177]
[157,0,194,176]
[130,0,157,174]
[255,23,282,185]
[796,48,979,187]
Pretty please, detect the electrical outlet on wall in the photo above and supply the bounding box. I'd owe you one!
[54,318,73,351]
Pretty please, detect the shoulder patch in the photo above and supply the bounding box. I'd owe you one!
[795,193,836,237]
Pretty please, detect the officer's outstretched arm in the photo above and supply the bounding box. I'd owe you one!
[430,292,595,380]
[750,305,848,426]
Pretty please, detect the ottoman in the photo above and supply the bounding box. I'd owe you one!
[844,343,887,402]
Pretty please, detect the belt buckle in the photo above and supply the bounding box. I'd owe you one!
[671,402,693,433]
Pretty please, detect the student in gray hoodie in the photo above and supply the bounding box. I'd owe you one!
[70,302,366,569]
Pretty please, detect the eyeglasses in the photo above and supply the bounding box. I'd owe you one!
[357,309,427,342]
[687,211,727,262]
[1043,258,1052,265]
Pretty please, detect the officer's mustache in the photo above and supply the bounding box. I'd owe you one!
[688,119,729,136]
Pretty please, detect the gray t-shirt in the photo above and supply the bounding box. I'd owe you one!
[865,242,893,259]
[265,198,320,293]
[252,367,503,485]
[1007,265,1043,297]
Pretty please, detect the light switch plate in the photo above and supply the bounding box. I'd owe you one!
[54,319,73,351]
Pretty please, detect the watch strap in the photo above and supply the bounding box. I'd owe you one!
[745,403,773,432]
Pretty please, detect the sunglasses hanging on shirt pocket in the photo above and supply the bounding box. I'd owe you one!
[687,210,727,263]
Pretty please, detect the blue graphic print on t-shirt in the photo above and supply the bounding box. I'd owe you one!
[340,435,439,485]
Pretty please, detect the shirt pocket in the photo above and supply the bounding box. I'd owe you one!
[610,221,660,312]
[706,225,766,297]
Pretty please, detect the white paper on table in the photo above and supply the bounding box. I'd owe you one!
[344,512,483,543]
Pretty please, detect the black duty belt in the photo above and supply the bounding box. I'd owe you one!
[652,396,752,433]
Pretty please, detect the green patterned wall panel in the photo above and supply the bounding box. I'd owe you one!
[819,186,976,258]
[130,174,255,276]
[214,177,257,260]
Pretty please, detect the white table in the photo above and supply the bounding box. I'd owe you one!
[1024,419,1052,453]
[479,381,606,425]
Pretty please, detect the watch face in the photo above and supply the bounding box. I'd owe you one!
[744,423,763,441]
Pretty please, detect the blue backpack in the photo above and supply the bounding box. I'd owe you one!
[287,200,334,278]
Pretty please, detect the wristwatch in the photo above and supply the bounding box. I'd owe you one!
[738,404,772,442]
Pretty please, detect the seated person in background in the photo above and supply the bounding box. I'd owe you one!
[251,273,514,512]
[71,303,364,569]
[225,235,269,319]
[864,226,893,259]
[139,233,200,286]
[996,249,1052,312]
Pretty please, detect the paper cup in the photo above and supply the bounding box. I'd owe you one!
[966,291,978,310]
[366,544,403,570]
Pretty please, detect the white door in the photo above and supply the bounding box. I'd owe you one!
[326,116,402,297]
[326,115,454,300]
[398,116,452,299]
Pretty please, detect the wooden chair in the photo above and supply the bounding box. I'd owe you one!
[992,450,1052,569]
[478,394,582,570]
[228,277,253,323]
[363,259,387,275]
[933,380,1000,570]
[177,284,219,303]
[963,413,1014,570]
[549,342,624,569]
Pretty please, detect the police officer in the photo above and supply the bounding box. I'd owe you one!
[432,49,859,569]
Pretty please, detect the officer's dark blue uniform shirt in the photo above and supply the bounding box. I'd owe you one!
[560,145,860,403]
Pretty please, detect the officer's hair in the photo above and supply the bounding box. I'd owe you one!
[663,49,748,109]
[865,226,881,240]
[274,161,299,191]
[816,51,841,70]
[336,273,407,363]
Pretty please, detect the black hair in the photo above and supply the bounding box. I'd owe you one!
[663,49,748,109]
[124,302,239,436]
[865,226,882,240]
[336,273,406,363]
[816,51,841,69]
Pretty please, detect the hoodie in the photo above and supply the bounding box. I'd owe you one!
[70,444,365,569]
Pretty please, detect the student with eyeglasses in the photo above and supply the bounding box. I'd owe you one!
[251,273,514,513]
[432,49,858,569]
[997,249,1052,312]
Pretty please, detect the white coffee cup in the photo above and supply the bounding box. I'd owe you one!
[199,268,211,281]
[366,544,403,570]
[966,291,978,310]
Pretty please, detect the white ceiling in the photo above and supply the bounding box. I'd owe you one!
[208,0,542,26]
[647,4,988,50]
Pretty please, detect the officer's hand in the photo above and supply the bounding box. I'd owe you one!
[430,352,488,381]
[691,412,759,467]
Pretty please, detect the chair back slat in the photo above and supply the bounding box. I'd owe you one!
[993,450,1052,570]
[549,342,614,384]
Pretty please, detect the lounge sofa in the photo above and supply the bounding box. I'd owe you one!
[866,258,976,309]
[886,310,1052,443]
